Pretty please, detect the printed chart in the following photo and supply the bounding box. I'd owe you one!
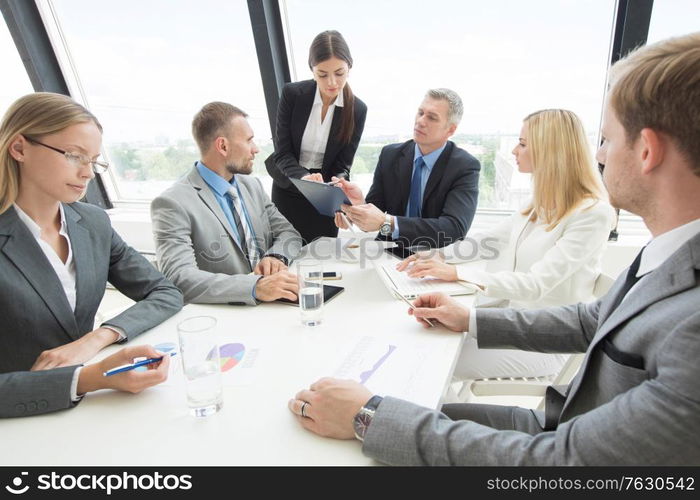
[219,343,246,372]
[333,336,436,399]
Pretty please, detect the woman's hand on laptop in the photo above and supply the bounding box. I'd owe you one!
[396,252,456,281]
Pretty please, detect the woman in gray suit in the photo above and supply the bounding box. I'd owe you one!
[0,92,182,374]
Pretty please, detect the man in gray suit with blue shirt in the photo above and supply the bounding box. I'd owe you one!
[151,102,303,305]
[288,33,700,465]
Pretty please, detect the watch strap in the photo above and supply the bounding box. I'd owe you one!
[264,253,289,266]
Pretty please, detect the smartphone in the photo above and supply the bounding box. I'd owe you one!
[309,271,342,280]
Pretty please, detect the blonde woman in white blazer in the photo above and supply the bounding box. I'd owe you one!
[397,109,615,379]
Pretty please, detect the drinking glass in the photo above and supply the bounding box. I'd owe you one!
[177,316,223,417]
[296,259,324,326]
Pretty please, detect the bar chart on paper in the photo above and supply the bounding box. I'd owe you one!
[333,336,435,399]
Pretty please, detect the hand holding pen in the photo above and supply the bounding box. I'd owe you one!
[76,345,171,395]
[103,351,177,376]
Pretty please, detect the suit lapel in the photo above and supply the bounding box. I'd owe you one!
[593,246,696,347]
[293,82,316,158]
[396,141,415,214]
[188,168,238,243]
[563,236,699,411]
[0,208,77,340]
[421,141,453,210]
[64,204,95,334]
[509,212,531,270]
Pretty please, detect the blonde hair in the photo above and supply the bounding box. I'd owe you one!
[609,32,700,176]
[0,92,102,214]
[521,109,606,230]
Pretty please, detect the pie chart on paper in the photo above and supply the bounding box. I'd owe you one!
[219,343,246,372]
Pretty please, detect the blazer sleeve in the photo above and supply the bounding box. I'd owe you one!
[150,194,261,306]
[0,366,78,418]
[394,155,480,247]
[328,100,368,180]
[362,311,700,465]
[456,202,614,302]
[100,227,183,340]
[475,301,599,353]
[272,84,312,180]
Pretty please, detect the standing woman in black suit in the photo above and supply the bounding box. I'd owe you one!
[267,30,367,244]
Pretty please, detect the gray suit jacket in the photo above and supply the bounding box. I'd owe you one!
[150,166,302,305]
[363,232,700,465]
[0,366,78,418]
[0,202,183,374]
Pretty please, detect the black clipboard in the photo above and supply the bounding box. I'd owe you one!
[289,178,351,217]
[276,284,345,306]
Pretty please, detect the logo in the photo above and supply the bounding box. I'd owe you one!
[5,472,29,495]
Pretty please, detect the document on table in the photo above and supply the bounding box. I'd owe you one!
[331,335,437,401]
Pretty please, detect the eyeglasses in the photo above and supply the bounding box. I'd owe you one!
[23,135,109,174]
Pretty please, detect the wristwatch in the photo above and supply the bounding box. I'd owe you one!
[379,213,393,236]
[264,253,289,266]
[353,395,384,442]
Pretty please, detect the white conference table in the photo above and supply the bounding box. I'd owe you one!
[1,238,475,466]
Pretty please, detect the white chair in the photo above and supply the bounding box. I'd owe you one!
[456,272,616,406]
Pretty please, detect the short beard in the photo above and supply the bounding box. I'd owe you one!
[225,162,251,176]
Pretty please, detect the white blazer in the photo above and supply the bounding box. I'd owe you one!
[442,198,616,309]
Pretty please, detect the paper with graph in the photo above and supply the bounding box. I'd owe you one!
[332,335,436,399]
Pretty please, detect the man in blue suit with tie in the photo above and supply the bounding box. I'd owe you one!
[335,89,481,249]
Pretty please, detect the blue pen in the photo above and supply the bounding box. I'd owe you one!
[102,352,177,377]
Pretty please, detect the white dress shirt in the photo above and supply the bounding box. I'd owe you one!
[299,85,344,170]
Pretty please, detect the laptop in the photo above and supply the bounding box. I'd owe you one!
[375,261,478,300]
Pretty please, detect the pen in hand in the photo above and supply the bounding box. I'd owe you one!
[103,352,177,377]
[326,172,348,186]
[338,210,357,234]
[393,289,436,327]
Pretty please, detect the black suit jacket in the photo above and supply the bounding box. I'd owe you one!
[366,140,480,248]
[267,79,367,188]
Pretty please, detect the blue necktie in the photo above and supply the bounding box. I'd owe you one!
[408,157,425,218]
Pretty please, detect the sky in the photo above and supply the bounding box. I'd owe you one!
[1,0,698,146]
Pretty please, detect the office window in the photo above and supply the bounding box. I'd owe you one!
[283,0,616,209]
[647,0,699,43]
[0,18,34,118]
[47,0,272,202]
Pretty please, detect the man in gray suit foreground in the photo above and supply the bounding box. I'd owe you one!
[288,33,700,464]
[151,102,302,305]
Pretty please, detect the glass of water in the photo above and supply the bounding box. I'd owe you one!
[297,259,324,326]
[177,316,223,417]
